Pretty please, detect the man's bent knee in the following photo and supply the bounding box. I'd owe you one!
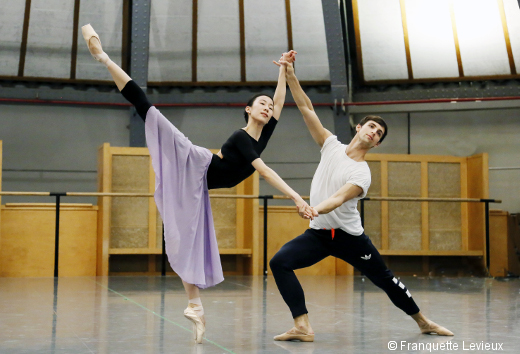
[269,253,280,272]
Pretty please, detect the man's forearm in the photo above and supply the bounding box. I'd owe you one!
[314,184,364,215]
[314,196,344,215]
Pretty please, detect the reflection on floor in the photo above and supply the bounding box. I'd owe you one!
[0,276,519,353]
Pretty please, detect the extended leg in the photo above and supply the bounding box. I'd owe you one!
[82,24,151,120]
[82,24,131,90]
[333,232,453,336]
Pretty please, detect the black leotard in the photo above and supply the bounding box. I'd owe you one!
[120,80,277,189]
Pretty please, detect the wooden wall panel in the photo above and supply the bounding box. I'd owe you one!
[507,214,520,276]
[489,210,509,277]
[156,211,163,249]
[428,162,462,251]
[0,140,2,269]
[428,162,461,197]
[429,202,462,251]
[1,208,54,277]
[388,162,422,250]
[110,198,149,248]
[388,201,422,250]
[388,162,422,196]
[56,206,98,276]
[98,145,258,275]
[364,202,382,248]
[367,161,381,195]
[365,161,382,248]
[467,154,488,251]
[1,204,97,277]
[96,143,111,276]
[210,187,237,249]
[110,155,150,249]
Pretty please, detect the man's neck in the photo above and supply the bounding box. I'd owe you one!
[345,136,371,162]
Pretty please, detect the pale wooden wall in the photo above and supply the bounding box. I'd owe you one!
[97,144,260,276]
[261,152,491,275]
[0,204,97,277]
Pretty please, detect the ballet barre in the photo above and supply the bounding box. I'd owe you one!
[358,197,502,273]
[0,191,308,276]
[0,192,502,276]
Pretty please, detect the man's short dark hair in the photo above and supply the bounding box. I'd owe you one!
[359,115,388,143]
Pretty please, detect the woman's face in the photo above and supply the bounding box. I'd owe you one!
[246,96,274,124]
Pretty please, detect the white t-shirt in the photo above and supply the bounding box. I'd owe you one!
[309,135,371,235]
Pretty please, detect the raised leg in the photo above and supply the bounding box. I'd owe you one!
[82,24,151,121]
[81,24,131,91]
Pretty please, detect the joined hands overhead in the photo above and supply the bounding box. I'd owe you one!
[273,50,297,67]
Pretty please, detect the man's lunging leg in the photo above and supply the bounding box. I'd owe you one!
[269,229,330,341]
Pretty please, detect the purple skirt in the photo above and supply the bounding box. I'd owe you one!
[145,107,224,289]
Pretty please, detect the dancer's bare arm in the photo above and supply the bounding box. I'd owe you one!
[312,183,363,215]
[283,60,332,148]
[272,50,296,120]
[272,60,287,120]
[251,158,316,219]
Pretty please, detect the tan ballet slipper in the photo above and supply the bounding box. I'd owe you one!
[81,23,109,64]
[420,320,454,336]
[184,307,205,344]
[274,327,314,342]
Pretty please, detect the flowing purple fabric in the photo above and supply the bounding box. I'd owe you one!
[145,107,224,289]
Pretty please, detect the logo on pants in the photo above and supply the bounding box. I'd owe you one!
[361,254,371,260]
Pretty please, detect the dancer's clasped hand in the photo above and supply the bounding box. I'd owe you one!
[296,202,318,220]
[273,50,297,67]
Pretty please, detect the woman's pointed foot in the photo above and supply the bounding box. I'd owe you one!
[184,307,205,344]
[81,23,109,64]
[274,327,314,342]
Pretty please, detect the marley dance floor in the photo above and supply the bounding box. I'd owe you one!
[0,275,519,353]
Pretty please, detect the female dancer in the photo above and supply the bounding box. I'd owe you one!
[81,24,312,343]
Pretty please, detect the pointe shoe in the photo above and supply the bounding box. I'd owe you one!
[420,321,454,336]
[184,307,205,344]
[274,327,314,342]
[81,24,109,63]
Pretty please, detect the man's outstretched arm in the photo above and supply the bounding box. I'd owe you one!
[283,60,332,148]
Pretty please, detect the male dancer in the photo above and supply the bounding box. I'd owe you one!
[269,55,454,342]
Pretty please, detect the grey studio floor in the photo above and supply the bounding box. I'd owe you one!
[0,276,519,354]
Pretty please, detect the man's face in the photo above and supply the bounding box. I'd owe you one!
[356,120,385,148]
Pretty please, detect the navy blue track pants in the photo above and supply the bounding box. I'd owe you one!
[269,228,420,318]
